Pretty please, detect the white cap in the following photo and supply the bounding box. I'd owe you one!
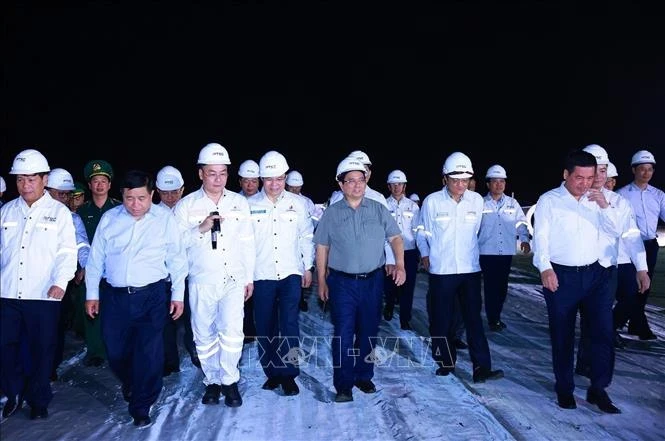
[47,168,76,191]
[259,150,289,178]
[606,162,618,178]
[156,165,184,191]
[486,164,507,179]
[0,176,5,193]
[582,144,609,165]
[631,150,656,166]
[197,143,231,165]
[336,157,366,181]
[442,152,473,178]
[286,170,304,186]
[348,150,372,166]
[238,160,259,178]
[408,193,420,202]
[387,170,407,184]
[9,149,50,175]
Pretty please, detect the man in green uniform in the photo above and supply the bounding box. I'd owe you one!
[77,160,121,366]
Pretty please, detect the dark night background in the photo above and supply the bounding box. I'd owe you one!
[2,2,664,205]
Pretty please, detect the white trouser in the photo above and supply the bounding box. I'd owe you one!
[189,279,245,386]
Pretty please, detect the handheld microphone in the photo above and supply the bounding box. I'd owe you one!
[210,211,221,249]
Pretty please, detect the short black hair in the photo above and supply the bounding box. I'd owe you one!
[564,150,597,174]
[121,170,154,191]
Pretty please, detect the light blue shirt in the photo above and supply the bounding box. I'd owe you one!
[478,194,530,256]
[617,183,665,241]
[72,212,90,268]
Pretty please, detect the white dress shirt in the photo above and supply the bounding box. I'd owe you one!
[386,195,420,251]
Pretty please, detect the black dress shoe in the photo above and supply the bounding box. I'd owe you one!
[557,393,577,409]
[354,380,376,394]
[400,321,412,331]
[202,384,221,405]
[122,384,132,402]
[488,321,504,332]
[587,389,621,414]
[281,377,300,396]
[262,377,282,390]
[2,395,23,419]
[334,389,353,403]
[83,356,104,367]
[133,415,152,427]
[383,305,394,321]
[221,382,242,407]
[639,330,657,341]
[472,366,504,383]
[435,367,454,376]
[454,339,468,350]
[29,406,48,420]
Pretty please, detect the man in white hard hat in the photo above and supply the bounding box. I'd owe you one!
[155,165,199,374]
[0,175,6,208]
[314,156,405,403]
[408,193,420,206]
[615,149,664,341]
[604,162,618,191]
[1,149,78,420]
[477,164,530,332]
[383,169,420,330]
[532,149,624,413]
[85,170,187,427]
[173,142,255,408]
[45,168,91,381]
[417,151,504,382]
[248,151,314,397]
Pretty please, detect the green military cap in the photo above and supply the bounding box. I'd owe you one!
[72,181,87,196]
[84,160,114,181]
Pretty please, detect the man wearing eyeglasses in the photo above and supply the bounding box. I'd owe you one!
[315,156,406,403]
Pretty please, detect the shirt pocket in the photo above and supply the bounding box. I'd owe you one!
[279,211,299,223]
[464,211,478,224]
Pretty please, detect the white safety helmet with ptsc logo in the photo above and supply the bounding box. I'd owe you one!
[408,193,420,202]
[486,164,507,180]
[238,160,260,178]
[156,165,184,191]
[348,150,372,166]
[286,170,304,186]
[9,149,50,175]
[442,152,473,178]
[606,162,618,178]
[48,168,76,191]
[387,170,407,184]
[336,157,366,181]
[259,150,289,178]
[631,150,656,166]
[582,144,609,165]
[197,143,231,165]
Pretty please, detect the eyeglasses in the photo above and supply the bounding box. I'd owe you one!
[343,178,366,185]
[262,176,287,183]
[203,171,227,180]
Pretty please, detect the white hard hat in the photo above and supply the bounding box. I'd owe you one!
[442,152,473,178]
[486,164,507,179]
[348,150,372,166]
[606,162,618,178]
[156,165,184,191]
[0,176,6,193]
[336,157,366,181]
[238,160,259,178]
[631,150,656,166]
[9,149,50,175]
[286,170,304,186]
[408,193,420,202]
[259,150,289,178]
[47,168,76,191]
[387,169,407,184]
[197,142,231,165]
[582,144,609,165]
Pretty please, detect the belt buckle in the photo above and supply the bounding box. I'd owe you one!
[127,286,136,294]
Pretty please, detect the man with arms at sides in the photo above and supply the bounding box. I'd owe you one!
[315,156,405,403]
[533,149,623,413]
[173,143,255,407]
[1,149,77,420]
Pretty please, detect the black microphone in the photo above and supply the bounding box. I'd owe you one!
[210,211,221,249]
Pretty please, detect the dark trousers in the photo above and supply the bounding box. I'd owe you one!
[253,275,302,379]
[100,280,166,419]
[328,269,383,392]
[479,254,513,324]
[544,262,614,395]
[384,249,419,323]
[612,263,639,330]
[428,272,491,370]
[243,296,256,339]
[0,298,60,409]
[625,239,658,334]
[163,282,196,368]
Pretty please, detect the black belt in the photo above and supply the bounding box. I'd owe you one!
[102,278,165,294]
[551,261,598,273]
[329,267,381,280]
